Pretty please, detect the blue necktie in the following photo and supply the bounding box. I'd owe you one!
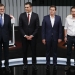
[0,15,2,27]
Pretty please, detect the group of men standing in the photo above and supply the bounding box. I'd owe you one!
[0,2,75,73]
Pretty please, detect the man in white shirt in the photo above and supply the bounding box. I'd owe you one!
[64,6,75,69]
[42,5,62,71]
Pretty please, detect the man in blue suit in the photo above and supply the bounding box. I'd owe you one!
[0,4,11,73]
[42,5,62,71]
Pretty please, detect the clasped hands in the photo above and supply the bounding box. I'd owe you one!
[25,35,34,40]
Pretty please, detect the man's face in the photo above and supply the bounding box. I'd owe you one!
[0,6,5,14]
[25,4,32,13]
[71,8,75,17]
[49,7,56,15]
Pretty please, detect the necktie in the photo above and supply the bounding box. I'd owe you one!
[0,14,2,27]
[28,13,30,24]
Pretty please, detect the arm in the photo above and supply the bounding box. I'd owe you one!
[64,18,68,37]
[42,16,46,40]
[28,14,39,40]
[64,29,67,37]
[32,14,39,36]
[42,16,46,45]
[59,16,62,39]
[19,14,26,37]
[58,16,62,43]
[64,18,68,42]
[8,16,12,39]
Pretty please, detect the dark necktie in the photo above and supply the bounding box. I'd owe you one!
[28,13,30,24]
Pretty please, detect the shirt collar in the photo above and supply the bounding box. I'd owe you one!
[0,14,4,17]
[71,15,73,19]
[50,15,55,18]
[27,11,32,16]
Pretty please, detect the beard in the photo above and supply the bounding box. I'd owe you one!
[72,14,75,17]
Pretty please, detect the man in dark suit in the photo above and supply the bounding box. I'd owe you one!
[0,4,11,72]
[42,5,62,71]
[19,2,39,71]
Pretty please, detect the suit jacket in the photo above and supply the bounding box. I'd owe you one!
[19,12,39,38]
[42,15,62,41]
[0,13,11,42]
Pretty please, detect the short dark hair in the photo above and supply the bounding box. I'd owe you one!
[25,2,32,7]
[49,5,56,10]
[0,3,5,7]
[70,6,75,11]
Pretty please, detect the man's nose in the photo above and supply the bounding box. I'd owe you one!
[25,8,27,10]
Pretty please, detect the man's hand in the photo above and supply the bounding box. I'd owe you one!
[58,39,62,43]
[25,35,29,40]
[24,35,34,40]
[28,35,34,40]
[64,37,67,42]
[42,39,46,45]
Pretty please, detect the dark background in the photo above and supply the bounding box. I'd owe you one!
[32,0,75,6]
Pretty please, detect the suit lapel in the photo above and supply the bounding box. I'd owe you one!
[24,12,28,25]
[53,15,57,27]
[48,15,52,27]
[29,12,33,25]
[4,14,6,26]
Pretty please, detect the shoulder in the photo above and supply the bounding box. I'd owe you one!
[43,15,49,19]
[4,13,11,19]
[19,12,26,19]
[32,12,38,16]
[55,15,62,21]
[66,14,72,22]
[55,15,61,18]
[32,12,37,15]
[4,13,10,17]
[20,12,26,17]
[66,14,72,19]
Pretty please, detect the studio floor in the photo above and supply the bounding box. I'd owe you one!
[1,65,75,75]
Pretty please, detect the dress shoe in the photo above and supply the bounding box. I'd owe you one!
[53,65,57,71]
[32,70,37,75]
[46,65,50,75]
[0,67,3,74]
[46,65,50,71]
[5,66,11,73]
[23,65,28,71]
[65,65,70,71]
[53,69,57,75]
[32,65,38,71]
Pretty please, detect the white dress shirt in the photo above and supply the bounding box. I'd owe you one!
[64,15,75,36]
[26,12,32,24]
[0,14,4,25]
[50,16,55,27]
